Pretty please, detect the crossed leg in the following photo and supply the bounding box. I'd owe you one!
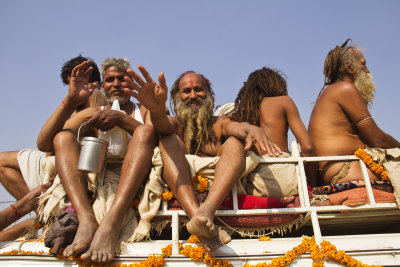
[160,135,245,251]
[81,125,157,264]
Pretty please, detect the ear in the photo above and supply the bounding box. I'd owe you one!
[344,61,355,75]
[100,82,105,92]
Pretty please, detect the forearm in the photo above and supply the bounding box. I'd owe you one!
[37,98,76,152]
[0,218,34,242]
[150,111,176,135]
[0,199,33,231]
[374,133,400,149]
[117,115,143,135]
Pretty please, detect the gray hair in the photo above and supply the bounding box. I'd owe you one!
[101,57,131,78]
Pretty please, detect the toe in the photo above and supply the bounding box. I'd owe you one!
[91,251,99,262]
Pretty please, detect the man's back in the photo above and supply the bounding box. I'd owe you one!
[259,96,290,152]
[309,81,366,157]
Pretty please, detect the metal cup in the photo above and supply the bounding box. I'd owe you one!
[77,137,108,173]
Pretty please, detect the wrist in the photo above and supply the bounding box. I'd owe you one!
[62,97,77,112]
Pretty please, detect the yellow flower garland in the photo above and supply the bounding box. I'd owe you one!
[354,148,389,181]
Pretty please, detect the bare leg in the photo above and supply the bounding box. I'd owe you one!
[81,125,156,264]
[53,130,98,257]
[160,135,236,251]
[187,137,245,249]
[0,151,30,199]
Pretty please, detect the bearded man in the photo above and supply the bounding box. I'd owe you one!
[124,66,281,251]
[309,39,400,185]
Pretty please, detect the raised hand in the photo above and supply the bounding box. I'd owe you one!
[67,60,97,108]
[124,65,168,113]
[245,125,282,157]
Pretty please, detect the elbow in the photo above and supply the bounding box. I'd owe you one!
[37,139,52,153]
[300,142,316,157]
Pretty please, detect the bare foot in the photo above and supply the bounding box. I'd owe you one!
[80,222,119,264]
[186,210,216,239]
[199,227,231,252]
[63,216,98,257]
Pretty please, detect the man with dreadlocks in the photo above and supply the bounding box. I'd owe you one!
[124,65,281,251]
[231,67,317,186]
[309,39,400,185]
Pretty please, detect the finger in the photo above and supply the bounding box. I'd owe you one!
[124,75,141,92]
[138,65,154,83]
[126,68,145,87]
[158,72,167,91]
[124,88,140,99]
[83,66,93,78]
[244,135,252,151]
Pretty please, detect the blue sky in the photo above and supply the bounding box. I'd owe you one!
[1,1,399,206]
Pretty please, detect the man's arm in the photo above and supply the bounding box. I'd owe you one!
[339,83,400,149]
[219,117,282,156]
[85,108,145,136]
[124,65,177,135]
[284,97,316,156]
[37,61,97,152]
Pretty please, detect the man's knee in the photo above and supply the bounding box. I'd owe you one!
[160,134,185,151]
[0,151,20,169]
[53,130,77,150]
[219,137,245,155]
[132,125,157,144]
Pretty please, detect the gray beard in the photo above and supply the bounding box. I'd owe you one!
[354,71,376,106]
[175,95,214,153]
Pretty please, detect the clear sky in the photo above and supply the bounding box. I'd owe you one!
[1,1,399,207]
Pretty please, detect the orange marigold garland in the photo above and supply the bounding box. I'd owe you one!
[354,148,389,181]
[161,190,174,201]
[3,236,381,267]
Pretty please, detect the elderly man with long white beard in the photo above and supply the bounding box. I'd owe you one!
[124,66,281,252]
[309,39,400,186]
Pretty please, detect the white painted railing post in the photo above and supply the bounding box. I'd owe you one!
[171,211,180,255]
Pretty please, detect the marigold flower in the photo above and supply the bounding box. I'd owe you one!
[161,190,174,201]
[187,234,200,243]
[258,236,271,241]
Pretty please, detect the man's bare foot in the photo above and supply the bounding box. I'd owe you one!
[199,227,231,252]
[186,210,216,239]
[80,222,120,264]
[63,216,98,257]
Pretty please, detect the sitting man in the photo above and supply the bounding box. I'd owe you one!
[309,39,400,185]
[231,67,317,186]
[51,57,156,264]
[0,55,106,218]
[124,66,281,251]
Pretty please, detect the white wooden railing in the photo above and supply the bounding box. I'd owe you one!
[156,141,399,255]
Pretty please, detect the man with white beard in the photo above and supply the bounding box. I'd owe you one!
[309,39,400,185]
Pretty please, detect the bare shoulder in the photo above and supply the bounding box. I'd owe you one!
[322,81,360,100]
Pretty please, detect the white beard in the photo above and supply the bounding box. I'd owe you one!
[354,71,376,106]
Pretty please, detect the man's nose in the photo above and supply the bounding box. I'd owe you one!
[189,90,197,99]
[112,78,121,87]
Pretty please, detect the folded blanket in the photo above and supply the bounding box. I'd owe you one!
[313,187,395,207]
